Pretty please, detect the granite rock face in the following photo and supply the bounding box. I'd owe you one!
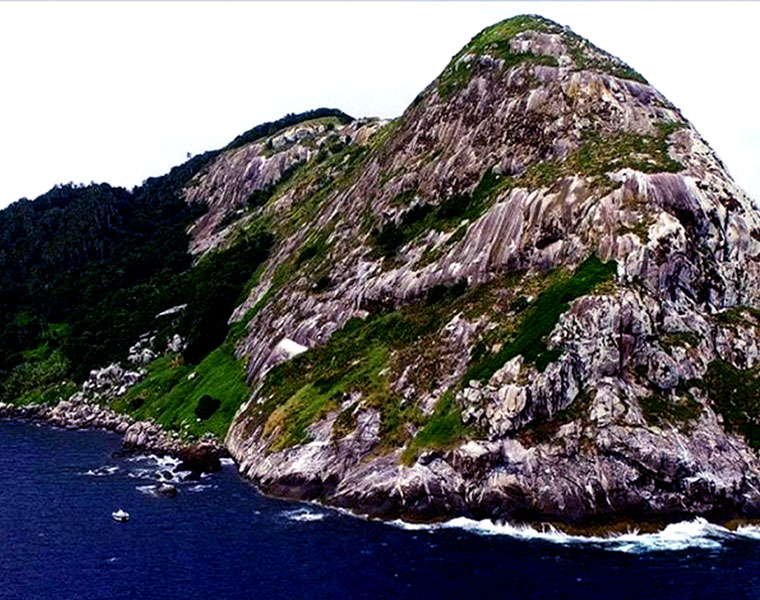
[178,16,760,524]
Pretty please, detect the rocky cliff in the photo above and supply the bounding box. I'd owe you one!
[176,15,760,526]
[8,14,760,528]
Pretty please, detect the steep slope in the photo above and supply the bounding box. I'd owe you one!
[182,15,760,525]
[3,14,759,528]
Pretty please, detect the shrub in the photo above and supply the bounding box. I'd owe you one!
[195,394,221,420]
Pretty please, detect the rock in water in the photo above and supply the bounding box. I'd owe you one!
[157,483,178,498]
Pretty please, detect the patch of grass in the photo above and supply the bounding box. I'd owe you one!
[438,15,561,98]
[372,168,510,257]
[715,306,760,328]
[704,360,760,449]
[640,392,702,430]
[517,122,684,192]
[520,389,594,445]
[114,345,250,439]
[252,312,423,450]
[464,255,617,382]
[562,30,647,84]
[401,390,470,464]
[16,380,78,407]
[661,331,701,349]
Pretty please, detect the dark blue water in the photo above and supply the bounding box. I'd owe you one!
[2,420,760,599]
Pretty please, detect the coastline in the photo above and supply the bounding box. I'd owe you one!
[0,399,225,475]
[4,399,760,537]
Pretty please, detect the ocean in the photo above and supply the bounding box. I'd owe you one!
[1,419,759,599]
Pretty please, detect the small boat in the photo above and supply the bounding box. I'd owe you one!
[111,509,130,522]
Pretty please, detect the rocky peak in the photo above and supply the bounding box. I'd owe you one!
[180,15,760,525]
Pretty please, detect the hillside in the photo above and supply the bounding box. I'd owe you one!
[4,16,760,526]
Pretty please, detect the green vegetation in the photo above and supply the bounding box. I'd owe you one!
[179,228,273,364]
[252,311,421,450]
[0,108,319,415]
[247,275,478,451]
[244,254,614,461]
[704,360,760,449]
[464,255,617,383]
[715,306,760,328]
[518,122,684,192]
[521,390,594,444]
[562,30,647,84]
[114,344,249,439]
[401,390,468,464]
[372,169,509,257]
[224,108,353,152]
[640,392,702,430]
[245,161,305,211]
[436,14,646,99]
[438,15,561,98]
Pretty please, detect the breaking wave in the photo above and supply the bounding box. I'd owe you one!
[391,517,760,553]
[282,508,326,523]
[81,465,119,477]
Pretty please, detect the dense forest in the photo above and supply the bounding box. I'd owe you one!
[0,109,348,407]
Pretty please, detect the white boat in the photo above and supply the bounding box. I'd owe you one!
[111,509,130,522]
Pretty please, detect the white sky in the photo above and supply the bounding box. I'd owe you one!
[0,1,757,208]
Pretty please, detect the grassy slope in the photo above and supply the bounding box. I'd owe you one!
[113,344,249,439]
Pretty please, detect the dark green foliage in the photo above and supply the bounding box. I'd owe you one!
[426,279,468,305]
[372,221,406,257]
[246,160,304,210]
[296,232,330,267]
[510,295,530,313]
[402,390,469,464]
[639,393,702,430]
[704,361,760,449]
[715,306,760,328]
[464,255,617,382]
[0,110,331,391]
[372,169,509,257]
[114,345,249,439]
[332,404,358,439]
[312,275,333,293]
[252,310,427,450]
[0,168,210,381]
[518,122,684,192]
[225,108,353,152]
[195,394,221,421]
[180,229,273,365]
[437,15,561,98]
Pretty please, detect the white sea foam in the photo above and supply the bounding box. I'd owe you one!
[389,516,759,553]
[126,454,180,469]
[220,457,235,467]
[127,468,157,481]
[282,508,326,522]
[187,484,215,492]
[81,465,119,477]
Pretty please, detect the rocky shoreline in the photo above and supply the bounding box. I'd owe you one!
[0,400,225,475]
